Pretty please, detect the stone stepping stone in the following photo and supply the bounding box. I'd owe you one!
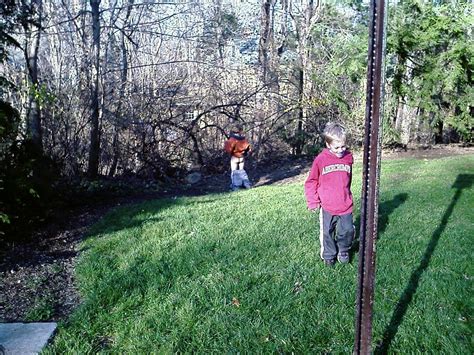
[0,322,57,354]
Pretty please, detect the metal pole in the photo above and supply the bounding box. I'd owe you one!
[354,0,387,353]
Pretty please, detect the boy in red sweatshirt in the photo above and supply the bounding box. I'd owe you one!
[304,122,354,267]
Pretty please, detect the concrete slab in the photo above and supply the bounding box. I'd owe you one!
[0,322,57,354]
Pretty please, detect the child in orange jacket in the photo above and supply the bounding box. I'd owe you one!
[224,124,251,190]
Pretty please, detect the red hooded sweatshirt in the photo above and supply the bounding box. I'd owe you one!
[304,148,353,215]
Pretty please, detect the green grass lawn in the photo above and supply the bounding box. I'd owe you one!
[45,155,474,353]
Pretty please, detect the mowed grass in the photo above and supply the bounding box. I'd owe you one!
[46,155,474,353]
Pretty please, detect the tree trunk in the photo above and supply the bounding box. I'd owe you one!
[295,67,304,155]
[294,0,321,155]
[397,101,414,145]
[394,59,415,145]
[23,0,43,154]
[87,0,101,178]
[259,0,280,91]
[258,0,274,87]
[109,0,133,177]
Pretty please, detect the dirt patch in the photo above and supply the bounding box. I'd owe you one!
[0,204,110,322]
[0,145,472,322]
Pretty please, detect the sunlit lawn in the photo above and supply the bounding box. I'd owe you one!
[45,155,473,353]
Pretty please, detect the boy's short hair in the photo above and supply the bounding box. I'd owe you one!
[323,122,347,144]
[232,123,243,133]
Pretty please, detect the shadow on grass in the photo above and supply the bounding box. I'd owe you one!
[351,193,409,255]
[375,174,474,354]
[83,196,223,245]
[253,158,311,187]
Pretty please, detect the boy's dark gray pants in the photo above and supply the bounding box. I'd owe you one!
[319,209,354,260]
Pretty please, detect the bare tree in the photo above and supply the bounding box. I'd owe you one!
[6,0,378,181]
[21,0,44,154]
[289,0,321,154]
[108,0,134,177]
[87,0,102,177]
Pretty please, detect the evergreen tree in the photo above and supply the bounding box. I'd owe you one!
[388,0,473,143]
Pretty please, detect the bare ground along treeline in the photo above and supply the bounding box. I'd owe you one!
[0,0,472,240]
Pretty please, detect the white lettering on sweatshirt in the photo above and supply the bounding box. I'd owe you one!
[322,164,351,175]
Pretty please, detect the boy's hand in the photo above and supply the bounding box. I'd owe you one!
[309,207,320,213]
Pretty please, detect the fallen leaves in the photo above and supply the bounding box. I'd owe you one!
[293,281,303,294]
[231,297,241,307]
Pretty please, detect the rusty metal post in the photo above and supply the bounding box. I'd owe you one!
[354,0,387,354]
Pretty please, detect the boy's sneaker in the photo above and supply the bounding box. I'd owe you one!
[337,252,350,264]
[324,258,336,267]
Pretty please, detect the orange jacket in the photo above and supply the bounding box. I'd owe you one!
[224,133,251,158]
